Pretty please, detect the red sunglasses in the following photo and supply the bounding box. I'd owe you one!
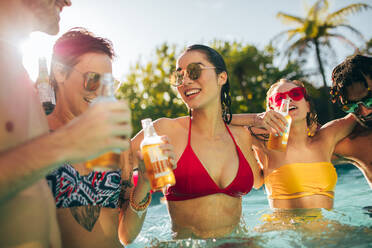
[269,86,306,108]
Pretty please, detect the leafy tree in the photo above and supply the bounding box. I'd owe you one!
[116,43,187,135]
[274,0,370,88]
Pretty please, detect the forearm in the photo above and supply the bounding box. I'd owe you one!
[231,113,260,126]
[118,182,151,244]
[0,130,70,204]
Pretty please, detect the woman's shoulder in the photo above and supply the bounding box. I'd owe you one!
[153,116,189,133]
[227,124,252,145]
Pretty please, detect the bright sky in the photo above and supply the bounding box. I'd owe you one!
[22,0,372,86]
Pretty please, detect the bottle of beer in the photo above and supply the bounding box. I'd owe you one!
[85,73,121,171]
[140,118,176,191]
[267,99,292,152]
[35,57,55,115]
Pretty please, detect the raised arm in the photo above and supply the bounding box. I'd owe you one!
[231,111,287,135]
[118,118,176,244]
[0,101,132,204]
[321,113,357,148]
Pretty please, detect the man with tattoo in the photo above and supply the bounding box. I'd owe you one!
[331,54,372,189]
[46,28,134,248]
[0,1,131,248]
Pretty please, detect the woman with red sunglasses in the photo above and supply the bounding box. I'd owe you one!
[232,78,357,225]
[119,45,263,243]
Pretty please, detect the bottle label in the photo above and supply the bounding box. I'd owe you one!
[147,146,167,163]
[37,83,55,104]
[147,146,169,178]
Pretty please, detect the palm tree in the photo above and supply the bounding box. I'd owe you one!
[274,0,371,88]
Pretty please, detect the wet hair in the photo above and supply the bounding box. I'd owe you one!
[185,44,232,124]
[50,27,115,96]
[266,79,319,135]
[330,54,372,105]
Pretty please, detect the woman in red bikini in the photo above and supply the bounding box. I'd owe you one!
[119,44,263,242]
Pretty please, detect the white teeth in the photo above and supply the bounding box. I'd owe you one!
[185,89,201,97]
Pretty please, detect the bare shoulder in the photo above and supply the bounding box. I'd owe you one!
[153,116,189,135]
[227,124,252,147]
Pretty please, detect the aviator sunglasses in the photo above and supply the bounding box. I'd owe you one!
[269,86,306,107]
[57,62,104,92]
[170,63,217,87]
[341,88,372,113]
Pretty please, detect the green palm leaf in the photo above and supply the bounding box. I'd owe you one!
[326,3,371,24]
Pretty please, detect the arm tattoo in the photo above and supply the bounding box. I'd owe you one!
[70,206,101,232]
[118,174,133,207]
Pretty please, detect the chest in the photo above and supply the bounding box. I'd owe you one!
[0,74,48,150]
[265,140,330,174]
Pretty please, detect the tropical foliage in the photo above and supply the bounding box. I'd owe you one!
[274,0,371,87]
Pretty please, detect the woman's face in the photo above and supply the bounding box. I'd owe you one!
[175,50,223,110]
[268,80,310,122]
[57,52,112,117]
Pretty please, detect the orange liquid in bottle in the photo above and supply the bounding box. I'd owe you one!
[267,115,292,152]
[142,143,176,191]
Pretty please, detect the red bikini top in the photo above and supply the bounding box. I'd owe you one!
[165,118,254,201]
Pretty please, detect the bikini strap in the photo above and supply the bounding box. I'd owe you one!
[187,117,192,145]
[224,122,239,147]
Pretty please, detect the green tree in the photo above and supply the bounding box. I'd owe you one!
[275,0,370,88]
[116,43,187,135]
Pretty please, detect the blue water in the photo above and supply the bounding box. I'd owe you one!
[127,164,372,248]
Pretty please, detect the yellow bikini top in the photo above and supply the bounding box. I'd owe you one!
[264,162,337,200]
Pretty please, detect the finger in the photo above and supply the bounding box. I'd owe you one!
[160,135,170,144]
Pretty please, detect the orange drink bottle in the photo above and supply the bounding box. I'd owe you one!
[140,118,176,191]
[85,73,121,171]
[267,99,292,152]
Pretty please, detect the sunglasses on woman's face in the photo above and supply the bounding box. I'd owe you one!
[82,72,102,92]
[170,63,216,87]
[269,86,306,107]
[341,89,372,113]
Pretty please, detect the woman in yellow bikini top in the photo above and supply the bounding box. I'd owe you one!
[234,79,356,210]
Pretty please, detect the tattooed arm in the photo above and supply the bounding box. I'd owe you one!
[118,135,152,245]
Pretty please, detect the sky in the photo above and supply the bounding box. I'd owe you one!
[22,0,372,87]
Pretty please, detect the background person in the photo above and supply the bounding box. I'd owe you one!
[331,54,372,189]
[231,79,356,218]
[46,28,132,248]
[0,1,131,247]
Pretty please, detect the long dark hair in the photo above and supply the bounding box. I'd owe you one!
[185,44,232,124]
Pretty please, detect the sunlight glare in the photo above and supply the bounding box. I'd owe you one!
[21,32,55,82]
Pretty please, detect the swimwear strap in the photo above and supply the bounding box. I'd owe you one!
[129,190,152,218]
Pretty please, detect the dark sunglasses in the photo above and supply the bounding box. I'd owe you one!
[269,87,306,107]
[170,63,217,87]
[341,88,372,113]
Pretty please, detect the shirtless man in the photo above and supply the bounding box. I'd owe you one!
[331,54,372,189]
[0,1,131,247]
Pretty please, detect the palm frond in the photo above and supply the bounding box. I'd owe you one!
[276,12,305,25]
[271,28,303,43]
[337,24,365,40]
[307,0,328,21]
[325,33,358,49]
[285,38,312,57]
[326,3,371,24]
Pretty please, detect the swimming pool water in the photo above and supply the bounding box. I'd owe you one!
[127,164,372,248]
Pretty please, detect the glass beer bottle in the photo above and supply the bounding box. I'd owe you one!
[140,118,176,191]
[35,57,55,115]
[85,73,121,171]
[267,99,292,152]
